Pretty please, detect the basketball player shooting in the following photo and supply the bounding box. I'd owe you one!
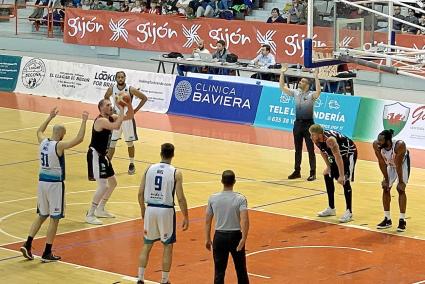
[104,71,148,175]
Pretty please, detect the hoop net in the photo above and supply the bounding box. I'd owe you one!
[313,46,339,77]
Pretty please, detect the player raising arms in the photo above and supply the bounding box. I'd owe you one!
[20,107,88,262]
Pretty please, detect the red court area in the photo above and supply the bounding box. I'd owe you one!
[4,206,425,283]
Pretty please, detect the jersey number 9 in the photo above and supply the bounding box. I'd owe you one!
[154,176,162,191]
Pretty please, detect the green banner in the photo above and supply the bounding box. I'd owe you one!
[353,97,425,150]
[0,55,22,92]
[353,97,384,142]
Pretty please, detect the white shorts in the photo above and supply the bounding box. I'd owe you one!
[388,153,410,188]
[37,181,65,219]
[111,119,138,143]
[144,205,176,245]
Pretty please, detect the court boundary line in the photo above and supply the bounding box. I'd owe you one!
[0,204,206,247]
[250,208,425,241]
[0,246,159,284]
[0,120,80,134]
[245,245,373,257]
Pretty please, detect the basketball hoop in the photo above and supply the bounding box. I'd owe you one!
[312,46,338,77]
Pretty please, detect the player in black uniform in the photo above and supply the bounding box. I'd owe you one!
[85,98,129,225]
[309,124,357,223]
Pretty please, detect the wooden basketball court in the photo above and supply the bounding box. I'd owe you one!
[1,92,425,283]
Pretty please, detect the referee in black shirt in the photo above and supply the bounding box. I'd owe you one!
[280,64,322,181]
[205,170,250,284]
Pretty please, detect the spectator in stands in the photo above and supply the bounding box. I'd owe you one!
[148,1,161,13]
[218,0,231,10]
[393,6,405,32]
[120,0,130,11]
[210,40,229,75]
[162,0,179,14]
[195,0,215,17]
[72,0,82,7]
[402,8,419,34]
[28,0,49,24]
[130,0,143,12]
[287,0,306,24]
[418,14,425,35]
[177,39,211,76]
[101,0,118,10]
[250,44,276,80]
[176,0,191,14]
[90,0,105,10]
[81,0,92,10]
[267,8,285,23]
[250,44,275,67]
[212,40,228,62]
[375,5,404,33]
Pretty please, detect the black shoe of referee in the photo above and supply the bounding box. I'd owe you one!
[288,171,301,179]
[41,253,61,263]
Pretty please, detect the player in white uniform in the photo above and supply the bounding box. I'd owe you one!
[104,71,147,175]
[137,143,189,284]
[20,108,88,262]
[374,129,410,232]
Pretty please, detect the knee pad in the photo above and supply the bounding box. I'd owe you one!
[126,141,134,148]
[109,140,118,148]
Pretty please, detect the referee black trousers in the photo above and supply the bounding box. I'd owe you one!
[293,119,316,175]
[213,231,249,284]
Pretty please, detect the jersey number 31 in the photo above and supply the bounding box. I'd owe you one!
[41,153,49,167]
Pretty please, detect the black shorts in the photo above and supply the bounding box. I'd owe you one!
[87,147,115,180]
[330,152,357,182]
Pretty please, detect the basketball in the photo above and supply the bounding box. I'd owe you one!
[116,92,131,107]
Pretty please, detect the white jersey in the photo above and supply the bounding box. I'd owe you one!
[381,140,407,167]
[144,163,176,207]
[111,84,132,114]
[39,138,65,182]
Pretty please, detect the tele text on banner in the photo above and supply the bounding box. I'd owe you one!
[64,9,425,64]
[169,76,262,124]
[14,56,175,113]
[254,86,361,137]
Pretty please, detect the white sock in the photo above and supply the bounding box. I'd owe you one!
[138,267,145,281]
[400,213,406,220]
[161,271,169,283]
[98,199,107,210]
[130,157,135,164]
[87,203,97,216]
[384,211,391,220]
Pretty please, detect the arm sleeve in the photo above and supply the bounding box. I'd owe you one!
[206,198,214,216]
[239,196,248,211]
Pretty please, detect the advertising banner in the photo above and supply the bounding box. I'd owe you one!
[354,98,425,150]
[169,76,262,124]
[64,9,425,64]
[0,55,21,92]
[15,56,175,113]
[254,86,361,137]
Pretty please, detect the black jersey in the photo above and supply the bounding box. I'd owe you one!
[89,115,114,156]
[315,130,357,162]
